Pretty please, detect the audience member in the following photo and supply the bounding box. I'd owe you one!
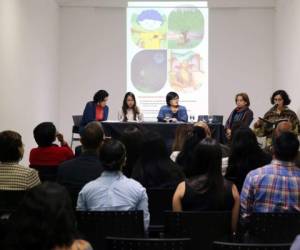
[240,132,300,221]
[225,127,272,192]
[172,138,240,232]
[176,126,207,175]
[57,122,104,194]
[0,130,40,190]
[30,122,74,166]
[120,126,144,177]
[5,182,92,250]
[77,139,150,230]
[132,131,184,189]
[170,124,193,162]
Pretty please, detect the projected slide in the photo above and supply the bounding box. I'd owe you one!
[127,2,208,120]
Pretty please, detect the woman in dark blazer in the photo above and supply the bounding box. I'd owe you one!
[80,90,109,132]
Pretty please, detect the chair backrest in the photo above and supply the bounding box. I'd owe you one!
[0,190,26,212]
[164,211,232,250]
[106,237,191,250]
[198,115,223,124]
[76,210,145,250]
[72,115,83,127]
[147,188,174,225]
[213,241,291,250]
[30,165,58,182]
[246,213,300,243]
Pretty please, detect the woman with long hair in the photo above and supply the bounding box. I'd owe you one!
[118,92,143,122]
[172,138,240,233]
[132,131,184,189]
[225,127,272,192]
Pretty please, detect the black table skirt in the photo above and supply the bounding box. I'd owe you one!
[101,122,226,151]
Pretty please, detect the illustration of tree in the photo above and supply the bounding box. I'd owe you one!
[168,8,204,45]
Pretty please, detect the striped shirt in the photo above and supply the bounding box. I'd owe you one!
[0,162,40,190]
[241,160,300,218]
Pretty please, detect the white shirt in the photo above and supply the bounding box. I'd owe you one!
[118,109,144,122]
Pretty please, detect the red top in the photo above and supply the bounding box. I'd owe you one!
[96,105,104,121]
[29,145,74,166]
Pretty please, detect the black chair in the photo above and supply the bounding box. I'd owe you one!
[0,190,26,212]
[30,165,58,182]
[76,210,145,250]
[213,241,291,250]
[164,211,232,250]
[244,213,300,243]
[198,115,223,124]
[106,237,191,250]
[0,190,27,245]
[147,188,174,226]
[71,115,82,148]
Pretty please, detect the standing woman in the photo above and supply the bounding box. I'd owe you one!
[225,93,253,140]
[80,90,109,132]
[253,90,299,147]
[157,92,188,122]
[118,92,143,122]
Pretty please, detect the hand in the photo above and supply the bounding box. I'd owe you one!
[226,129,231,140]
[56,133,67,146]
[254,120,262,128]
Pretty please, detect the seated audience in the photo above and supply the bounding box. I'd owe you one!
[119,126,144,177]
[5,182,92,250]
[170,124,193,162]
[77,139,150,230]
[118,92,143,122]
[176,126,207,174]
[30,122,74,166]
[57,122,104,193]
[225,93,253,140]
[0,130,40,190]
[225,127,272,192]
[240,132,300,221]
[172,138,240,232]
[132,131,184,189]
[157,92,188,122]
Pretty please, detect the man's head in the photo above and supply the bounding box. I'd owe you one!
[33,122,56,147]
[99,139,126,172]
[274,121,293,138]
[80,122,104,151]
[273,132,299,162]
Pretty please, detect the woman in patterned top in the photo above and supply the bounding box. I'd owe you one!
[254,90,299,147]
[5,182,93,250]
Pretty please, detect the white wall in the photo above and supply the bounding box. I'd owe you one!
[58,2,275,140]
[58,7,126,142]
[275,0,300,116]
[0,0,59,164]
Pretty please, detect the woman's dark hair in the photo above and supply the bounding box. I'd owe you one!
[33,122,56,147]
[5,182,78,250]
[122,92,140,121]
[99,139,126,171]
[273,132,299,161]
[93,89,109,103]
[271,90,291,106]
[235,92,250,107]
[120,126,144,177]
[0,130,23,162]
[166,92,179,106]
[176,126,207,174]
[187,138,224,204]
[132,131,184,188]
[226,127,271,191]
[172,124,194,151]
